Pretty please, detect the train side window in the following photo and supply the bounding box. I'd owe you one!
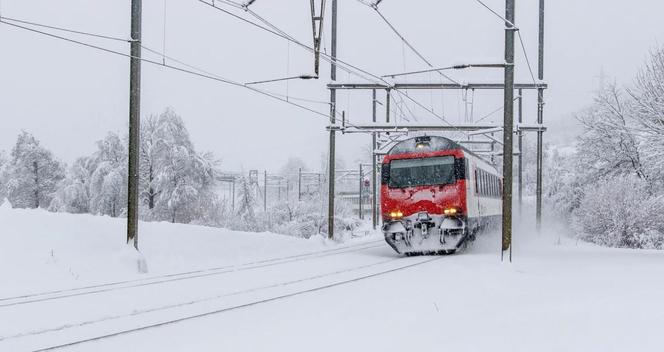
[474,169,479,194]
[491,176,496,197]
[494,176,498,197]
[481,171,486,196]
[482,171,486,196]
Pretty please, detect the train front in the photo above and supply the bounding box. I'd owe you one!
[380,136,469,255]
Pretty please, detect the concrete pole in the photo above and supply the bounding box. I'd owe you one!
[231,178,235,211]
[501,0,515,257]
[371,89,378,230]
[263,170,267,212]
[298,167,302,201]
[536,0,545,230]
[518,88,523,214]
[358,164,363,219]
[327,0,338,239]
[126,0,142,249]
[385,89,391,123]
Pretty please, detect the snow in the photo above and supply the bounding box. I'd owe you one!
[1,202,663,351]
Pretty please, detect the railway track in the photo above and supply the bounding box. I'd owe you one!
[0,239,384,308]
[26,254,443,352]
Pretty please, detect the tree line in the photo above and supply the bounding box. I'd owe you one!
[0,108,359,238]
[546,47,664,249]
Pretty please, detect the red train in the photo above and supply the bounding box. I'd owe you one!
[381,136,502,254]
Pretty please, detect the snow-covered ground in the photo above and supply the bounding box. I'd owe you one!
[1,201,663,352]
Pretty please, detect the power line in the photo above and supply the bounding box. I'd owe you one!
[0,15,130,42]
[517,31,538,86]
[196,0,378,84]
[471,0,539,88]
[0,18,346,124]
[198,0,465,132]
[474,96,520,123]
[474,0,516,28]
[359,1,460,85]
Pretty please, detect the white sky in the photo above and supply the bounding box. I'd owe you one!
[1,0,663,172]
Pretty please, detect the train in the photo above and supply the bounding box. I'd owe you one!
[381,135,502,255]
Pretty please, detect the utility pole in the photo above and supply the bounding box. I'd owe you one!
[231,178,235,211]
[371,89,378,230]
[298,167,302,201]
[536,0,545,230]
[263,170,267,212]
[358,164,363,219]
[501,0,515,259]
[327,0,338,239]
[518,88,523,214]
[385,89,391,123]
[126,0,142,250]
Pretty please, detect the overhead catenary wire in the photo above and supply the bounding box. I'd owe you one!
[473,0,516,28]
[360,1,460,85]
[0,18,351,125]
[471,0,540,89]
[474,96,521,123]
[0,15,130,42]
[196,0,381,84]
[198,0,465,132]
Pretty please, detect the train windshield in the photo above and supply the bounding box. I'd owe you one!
[389,156,456,188]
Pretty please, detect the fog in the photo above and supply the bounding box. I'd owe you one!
[1,0,663,171]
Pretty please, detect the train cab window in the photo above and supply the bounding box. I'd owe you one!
[388,156,456,188]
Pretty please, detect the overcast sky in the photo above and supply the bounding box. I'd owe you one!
[1,0,664,172]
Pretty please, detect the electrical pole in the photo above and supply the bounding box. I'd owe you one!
[298,167,302,201]
[501,0,515,259]
[358,164,363,219]
[127,0,142,250]
[536,0,545,230]
[263,170,267,212]
[518,88,523,214]
[327,0,337,239]
[385,89,391,123]
[371,89,378,230]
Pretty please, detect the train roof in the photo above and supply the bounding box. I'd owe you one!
[387,135,464,155]
[386,135,496,169]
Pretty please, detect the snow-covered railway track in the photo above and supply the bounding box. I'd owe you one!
[0,239,384,308]
[4,250,443,352]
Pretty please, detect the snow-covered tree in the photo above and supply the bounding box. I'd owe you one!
[88,133,127,217]
[144,108,220,223]
[0,151,8,201]
[573,175,664,249]
[576,83,647,183]
[234,176,258,231]
[5,131,64,209]
[49,158,91,214]
[630,46,664,187]
[140,114,160,210]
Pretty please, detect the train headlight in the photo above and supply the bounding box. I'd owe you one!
[389,211,403,219]
[415,136,431,149]
[443,207,458,215]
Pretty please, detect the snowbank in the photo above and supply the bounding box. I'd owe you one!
[0,204,377,297]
